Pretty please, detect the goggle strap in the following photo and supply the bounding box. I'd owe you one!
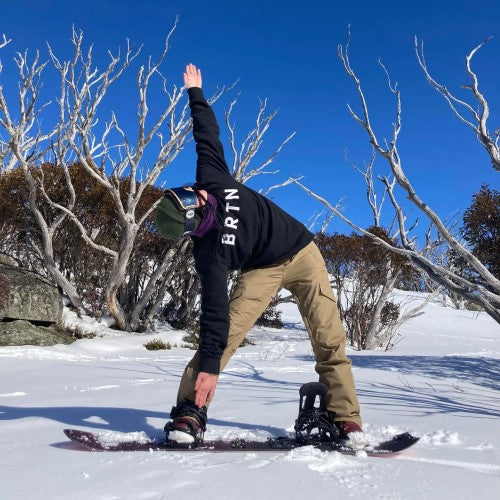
[183,210,196,235]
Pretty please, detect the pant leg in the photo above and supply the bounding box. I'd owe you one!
[283,242,361,426]
[176,265,284,404]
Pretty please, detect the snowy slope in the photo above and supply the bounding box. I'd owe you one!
[0,292,499,500]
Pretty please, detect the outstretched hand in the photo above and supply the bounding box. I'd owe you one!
[184,63,202,89]
[194,371,218,408]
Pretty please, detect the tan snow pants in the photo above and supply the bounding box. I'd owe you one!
[177,241,362,426]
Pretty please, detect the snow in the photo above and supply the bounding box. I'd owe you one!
[0,292,499,499]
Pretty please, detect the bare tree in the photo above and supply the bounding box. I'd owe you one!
[0,141,17,173]
[0,26,303,333]
[294,32,499,323]
[0,39,91,313]
[415,36,499,172]
[353,160,440,348]
[225,93,296,183]
[51,24,225,331]
[0,35,20,174]
[0,34,16,174]
[345,148,388,227]
[0,23,216,329]
[315,152,438,350]
[0,34,11,49]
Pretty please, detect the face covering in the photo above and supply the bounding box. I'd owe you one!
[193,193,218,237]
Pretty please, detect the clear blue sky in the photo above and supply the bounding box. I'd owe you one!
[2,0,499,237]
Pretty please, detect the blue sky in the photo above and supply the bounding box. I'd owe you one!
[1,0,499,237]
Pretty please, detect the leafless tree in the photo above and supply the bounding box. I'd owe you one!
[316,151,438,349]
[225,93,296,183]
[0,34,16,174]
[0,22,222,329]
[417,218,476,310]
[0,38,90,313]
[0,141,17,173]
[345,148,386,227]
[415,36,499,172]
[0,35,19,174]
[0,34,10,49]
[51,25,197,330]
[356,162,440,348]
[295,31,499,324]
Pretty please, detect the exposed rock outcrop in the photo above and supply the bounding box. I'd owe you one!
[0,258,70,346]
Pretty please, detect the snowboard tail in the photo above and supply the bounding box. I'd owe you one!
[63,428,419,456]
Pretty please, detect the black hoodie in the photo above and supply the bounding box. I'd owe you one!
[188,87,313,374]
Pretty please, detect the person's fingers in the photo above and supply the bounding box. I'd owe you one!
[196,390,207,407]
[208,387,215,402]
[195,375,206,406]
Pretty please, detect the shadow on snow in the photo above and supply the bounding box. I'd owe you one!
[352,355,500,392]
[294,354,500,392]
[298,354,500,418]
[2,355,498,438]
[0,403,287,437]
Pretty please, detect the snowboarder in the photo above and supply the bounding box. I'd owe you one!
[156,64,362,443]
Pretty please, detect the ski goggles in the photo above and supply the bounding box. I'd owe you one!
[164,186,199,235]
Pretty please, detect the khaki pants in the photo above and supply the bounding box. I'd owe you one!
[177,241,361,426]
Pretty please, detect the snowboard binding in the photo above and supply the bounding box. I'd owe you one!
[294,382,340,444]
[164,400,207,445]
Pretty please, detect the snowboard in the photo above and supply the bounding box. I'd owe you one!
[64,429,418,456]
[64,382,419,456]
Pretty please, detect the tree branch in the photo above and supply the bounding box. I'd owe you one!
[415,36,499,171]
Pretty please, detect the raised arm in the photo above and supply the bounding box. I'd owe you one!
[184,64,231,181]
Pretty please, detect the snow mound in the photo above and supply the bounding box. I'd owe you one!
[204,428,273,442]
[419,429,463,445]
[284,445,361,472]
[92,430,151,446]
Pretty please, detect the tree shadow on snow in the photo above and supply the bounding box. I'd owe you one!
[295,354,500,391]
[355,355,500,392]
[360,380,500,418]
[0,404,287,438]
[293,354,500,419]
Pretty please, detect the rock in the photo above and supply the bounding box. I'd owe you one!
[0,263,70,346]
[0,320,74,346]
[0,254,18,266]
[0,264,62,323]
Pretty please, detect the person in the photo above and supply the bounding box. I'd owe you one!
[156,64,362,443]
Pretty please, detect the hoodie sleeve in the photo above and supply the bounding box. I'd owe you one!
[193,244,230,374]
[187,87,231,183]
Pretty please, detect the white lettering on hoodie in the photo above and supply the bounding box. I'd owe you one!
[222,188,240,246]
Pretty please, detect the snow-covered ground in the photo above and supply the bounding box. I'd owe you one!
[0,292,499,499]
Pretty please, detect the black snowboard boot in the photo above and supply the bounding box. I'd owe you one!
[164,399,207,444]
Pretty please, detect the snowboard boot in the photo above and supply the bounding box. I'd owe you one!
[334,420,363,439]
[164,399,207,444]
